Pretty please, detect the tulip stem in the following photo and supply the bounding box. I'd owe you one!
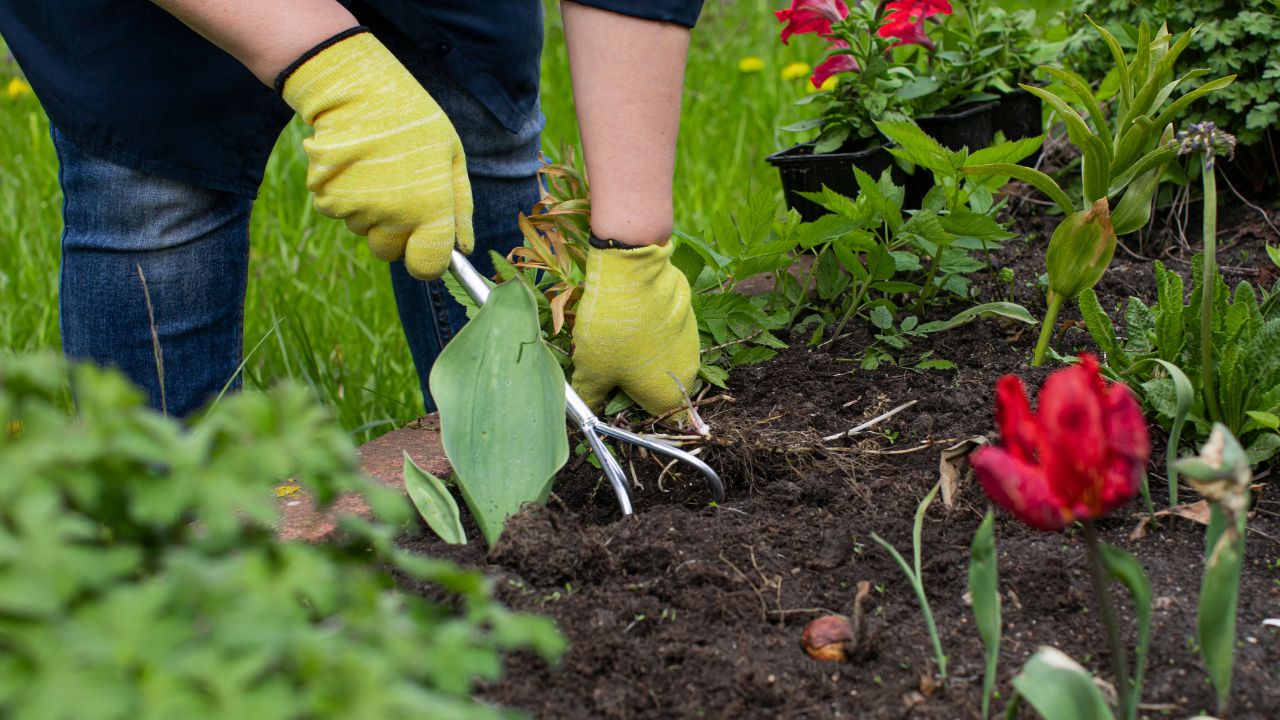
[1084,522,1133,720]
[1031,294,1064,367]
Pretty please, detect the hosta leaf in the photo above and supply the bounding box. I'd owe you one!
[429,280,568,546]
[402,453,466,545]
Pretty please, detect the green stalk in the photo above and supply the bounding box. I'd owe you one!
[1200,156,1222,423]
[1084,523,1133,720]
[1031,293,1065,367]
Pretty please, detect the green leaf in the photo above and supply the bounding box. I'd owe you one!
[729,346,777,367]
[1199,498,1247,712]
[961,163,1075,217]
[429,280,569,546]
[1246,410,1280,431]
[916,302,1036,334]
[1098,544,1152,718]
[870,305,894,330]
[699,363,729,389]
[1079,289,1126,368]
[1245,432,1280,465]
[1266,244,1280,270]
[969,511,1001,720]
[402,452,466,545]
[1013,647,1117,720]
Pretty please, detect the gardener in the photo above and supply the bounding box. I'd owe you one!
[0,0,702,419]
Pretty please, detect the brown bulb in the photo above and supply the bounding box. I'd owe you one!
[801,615,853,662]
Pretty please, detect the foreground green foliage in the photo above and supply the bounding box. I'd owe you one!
[0,354,563,718]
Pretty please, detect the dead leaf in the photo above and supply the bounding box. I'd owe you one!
[939,436,988,508]
[919,673,938,697]
[275,484,301,498]
[1129,500,1212,540]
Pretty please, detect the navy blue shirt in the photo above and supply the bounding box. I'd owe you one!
[0,1,703,197]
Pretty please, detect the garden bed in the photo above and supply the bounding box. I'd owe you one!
[397,200,1280,719]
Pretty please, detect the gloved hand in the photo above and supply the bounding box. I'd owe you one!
[570,238,700,419]
[277,29,472,280]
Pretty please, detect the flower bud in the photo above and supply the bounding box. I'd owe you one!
[1045,198,1117,301]
[802,615,854,662]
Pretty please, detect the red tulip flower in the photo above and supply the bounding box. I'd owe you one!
[775,0,850,44]
[970,354,1150,531]
[877,0,952,49]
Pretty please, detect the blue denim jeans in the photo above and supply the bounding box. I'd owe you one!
[55,30,542,418]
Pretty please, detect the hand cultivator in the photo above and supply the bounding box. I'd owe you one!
[447,250,725,516]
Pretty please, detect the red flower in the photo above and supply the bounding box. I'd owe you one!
[970,354,1150,531]
[811,39,860,87]
[877,0,952,49]
[775,0,850,44]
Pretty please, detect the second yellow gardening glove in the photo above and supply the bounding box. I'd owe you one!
[277,28,472,280]
[570,237,700,420]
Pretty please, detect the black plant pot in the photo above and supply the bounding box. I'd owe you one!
[767,101,1006,220]
[765,141,900,222]
[996,88,1045,167]
[916,100,998,151]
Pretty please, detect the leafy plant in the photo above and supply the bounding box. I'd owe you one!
[1175,424,1252,716]
[1079,259,1280,466]
[933,0,1070,100]
[871,482,947,680]
[0,353,563,718]
[429,278,569,546]
[776,0,955,152]
[962,18,1234,365]
[1073,0,1280,148]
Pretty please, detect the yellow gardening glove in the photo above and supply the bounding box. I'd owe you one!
[571,241,700,419]
[278,30,472,280]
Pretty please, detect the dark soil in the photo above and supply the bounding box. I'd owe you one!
[400,193,1280,719]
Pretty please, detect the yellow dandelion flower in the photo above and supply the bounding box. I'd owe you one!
[6,78,32,100]
[737,56,765,74]
[6,419,21,438]
[807,76,839,93]
[781,62,811,81]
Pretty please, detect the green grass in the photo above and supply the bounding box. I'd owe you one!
[0,1,818,440]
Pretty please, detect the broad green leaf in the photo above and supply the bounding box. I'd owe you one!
[1267,244,1280,270]
[1013,647,1116,720]
[876,119,953,174]
[429,280,569,546]
[1246,411,1280,430]
[967,135,1044,167]
[969,511,1001,720]
[1098,544,1151,720]
[1040,67,1111,139]
[1079,289,1125,367]
[1107,146,1177,197]
[1152,75,1237,129]
[402,452,466,545]
[699,363,729,389]
[916,302,1036,334]
[1245,432,1280,465]
[961,163,1075,217]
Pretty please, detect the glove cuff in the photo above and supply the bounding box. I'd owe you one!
[588,231,651,251]
[274,26,370,95]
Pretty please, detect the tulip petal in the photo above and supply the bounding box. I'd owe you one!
[1036,356,1110,516]
[993,374,1038,463]
[971,446,1070,531]
[1098,381,1149,512]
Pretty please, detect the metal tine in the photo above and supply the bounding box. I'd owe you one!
[593,423,726,504]
[581,422,634,515]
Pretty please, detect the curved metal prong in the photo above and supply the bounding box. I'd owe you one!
[594,423,726,504]
[583,424,634,515]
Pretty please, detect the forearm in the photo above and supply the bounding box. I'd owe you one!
[150,0,357,86]
[562,1,690,246]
